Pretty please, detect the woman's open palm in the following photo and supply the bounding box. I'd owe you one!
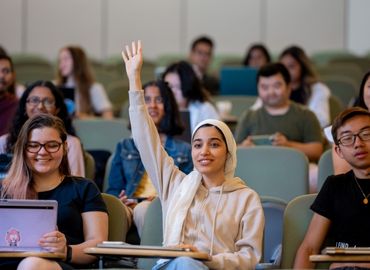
[122,40,143,81]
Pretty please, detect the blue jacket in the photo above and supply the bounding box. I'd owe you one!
[106,137,193,197]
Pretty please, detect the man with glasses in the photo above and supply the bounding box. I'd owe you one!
[0,54,18,136]
[294,107,370,269]
[189,36,219,95]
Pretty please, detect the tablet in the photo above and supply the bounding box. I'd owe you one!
[250,135,273,146]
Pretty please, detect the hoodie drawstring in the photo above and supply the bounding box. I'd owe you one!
[209,184,224,256]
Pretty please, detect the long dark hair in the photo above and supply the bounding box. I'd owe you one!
[279,45,318,105]
[141,80,184,136]
[243,43,271,66]
[162,61,209,103]
[354,71,370,110]
[6,80,75,153]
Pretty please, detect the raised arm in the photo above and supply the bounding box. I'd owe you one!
[121,41,185,203]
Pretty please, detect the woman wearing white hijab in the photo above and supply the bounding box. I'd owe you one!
[122,41,264,270]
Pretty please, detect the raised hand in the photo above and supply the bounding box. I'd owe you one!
[122,40,143,90]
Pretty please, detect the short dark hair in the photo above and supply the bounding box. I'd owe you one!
[331,107,370,145]
[191,36,214,51]
[243,43,271,66]
[257,63,291,85]
[142,80,184,136]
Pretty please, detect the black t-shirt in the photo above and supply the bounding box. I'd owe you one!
[312,170,370,247]
[38,176,107,245]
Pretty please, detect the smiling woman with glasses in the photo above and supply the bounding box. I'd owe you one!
[0,114,108,270]
[0,80,85,177]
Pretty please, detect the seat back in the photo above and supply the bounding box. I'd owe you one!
[102,154,114,193]
[83,151,96,180]
[260,196,287,266]
[137,198,163,270]
[317,149,333,191]
[235,146,309,202]
[281,194,316,269]
[101,193,129,242]
[73,118,130,153]
[329,95,344,124]
[322,75,358,107]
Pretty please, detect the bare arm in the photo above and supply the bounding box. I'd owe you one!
[272,132,323,162]
[293,213,331,269]
[70,211,108,264]
[101,109,114,119]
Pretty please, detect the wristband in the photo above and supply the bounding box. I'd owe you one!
[65,245,72,263]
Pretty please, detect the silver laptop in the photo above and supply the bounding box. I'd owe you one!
[0,199,58,252]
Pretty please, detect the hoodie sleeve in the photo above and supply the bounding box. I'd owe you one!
[128,90,186,203]
[205,192,264,270]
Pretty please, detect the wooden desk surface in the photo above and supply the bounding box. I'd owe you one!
[310,254,370,262]
[0,251,65,259]
[84,247,211,261]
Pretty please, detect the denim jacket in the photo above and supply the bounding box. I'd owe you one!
[106,137,193,197]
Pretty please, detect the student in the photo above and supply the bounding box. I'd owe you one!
[188,36,219,95]
[55,46,113,119]
[122,41,264,270]
[0,54,19,136]
[235,63,323,193]
[294,107,370,269]
[162,61,220,132]
[279,45,331,128]
[242,43,271,69]
[0,80,85,177]
[326,71,370,175]
[0,114,108,270]
[107,79,193,235]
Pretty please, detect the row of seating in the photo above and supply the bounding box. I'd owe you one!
[102,191,321,269]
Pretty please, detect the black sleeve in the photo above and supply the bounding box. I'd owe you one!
[311,175,336,220]
[79,179,107,213]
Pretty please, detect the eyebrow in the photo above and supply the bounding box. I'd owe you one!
[340,126,370,135]
[192,137,223,143]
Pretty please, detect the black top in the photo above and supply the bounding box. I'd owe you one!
[38,176,107,245]
[312,170,370,247]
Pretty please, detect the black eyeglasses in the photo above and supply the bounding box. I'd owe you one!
[338,129,370,146]
[26,96,55,108]
[26,141,63,153]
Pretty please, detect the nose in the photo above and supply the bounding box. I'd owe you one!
[200,145,210,155]
[38,145,49,155]
[37,101,46,110]
[353,135,365,147]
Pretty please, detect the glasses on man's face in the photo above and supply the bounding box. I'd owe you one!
[26,96,55,108]
[26,141,63,153]
[144,96,163,105]
[338,129,370,146]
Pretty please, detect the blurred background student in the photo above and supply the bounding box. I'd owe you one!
[162,61,220,132]
[55,45,113,119]
[242,43,271,69]
[279,45,331,128]
[0,80,85,177]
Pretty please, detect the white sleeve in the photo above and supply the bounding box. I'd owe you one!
[66,135,85,177]
[250,98,262,111]
[89,83,112,114]
[308,82,331,128]
[324,125,334,144]
[0,134,8,154]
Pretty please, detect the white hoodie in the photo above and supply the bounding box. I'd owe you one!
[129,90,264,270]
